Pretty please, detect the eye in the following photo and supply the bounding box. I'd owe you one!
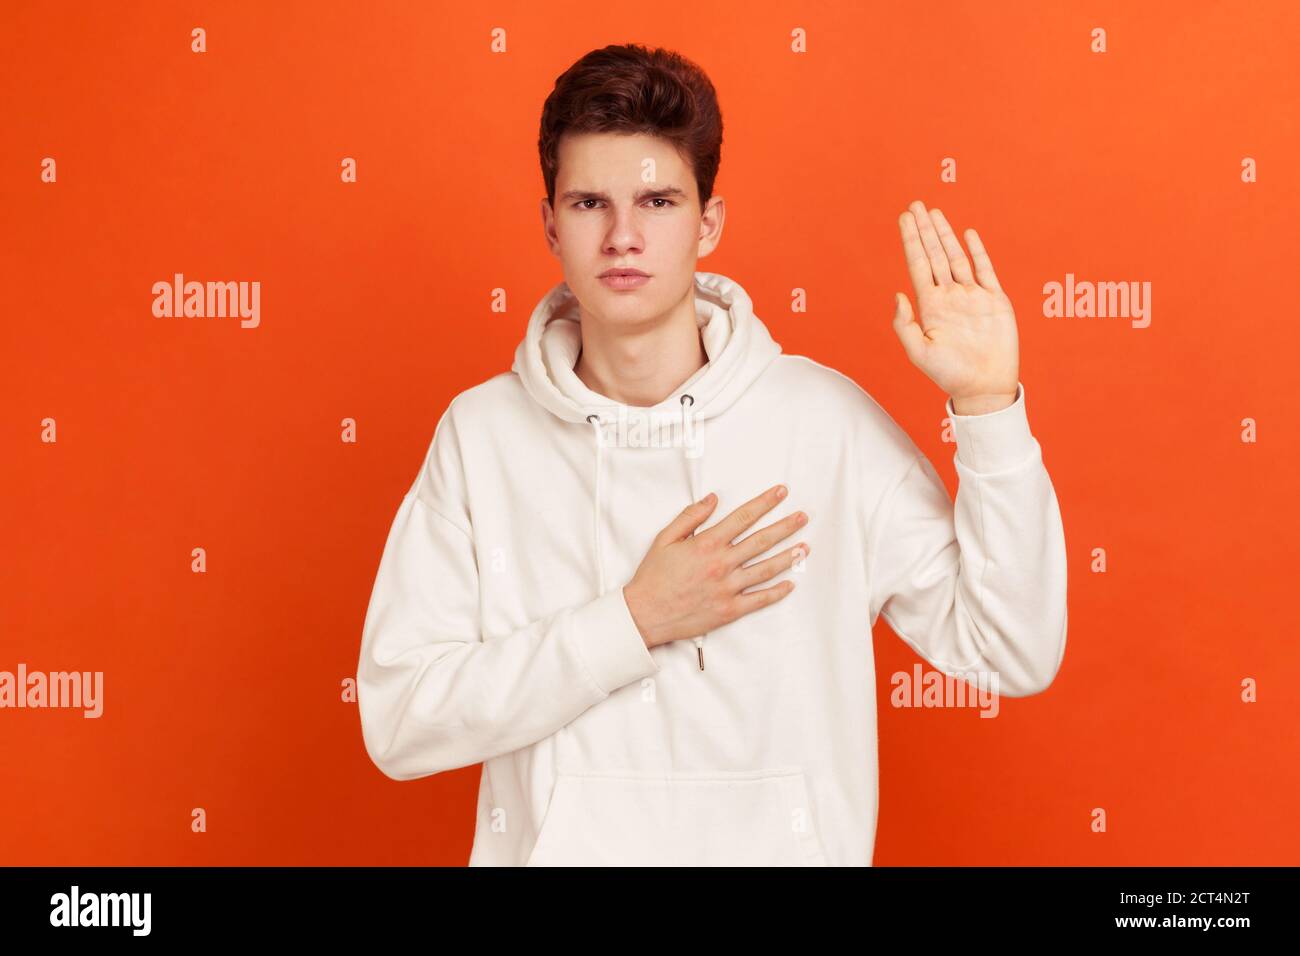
[573,198,677,210]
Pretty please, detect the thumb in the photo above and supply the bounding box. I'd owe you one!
[892,292,924,364]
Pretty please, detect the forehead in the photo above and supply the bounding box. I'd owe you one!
[555,131,691,185]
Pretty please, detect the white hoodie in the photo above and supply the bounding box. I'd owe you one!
[356,271,1068,866]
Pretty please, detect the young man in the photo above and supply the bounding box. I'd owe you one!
[355,44,1067,866]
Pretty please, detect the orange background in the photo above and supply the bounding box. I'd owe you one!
[2,0,1297,865]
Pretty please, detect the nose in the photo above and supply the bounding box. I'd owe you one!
[603,209,644,255]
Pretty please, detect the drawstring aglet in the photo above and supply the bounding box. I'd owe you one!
[697,644,705,670]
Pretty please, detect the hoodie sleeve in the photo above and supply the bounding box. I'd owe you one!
[865,382,1068,697]
[356,406,661,782]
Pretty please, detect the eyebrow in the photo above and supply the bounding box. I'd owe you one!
[557,186,689,203]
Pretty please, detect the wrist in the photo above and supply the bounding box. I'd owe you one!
[950,388,1018,416]
[622,584,658,649]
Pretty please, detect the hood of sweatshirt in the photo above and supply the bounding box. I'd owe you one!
[511,271,784,670]
[512,271,782,427]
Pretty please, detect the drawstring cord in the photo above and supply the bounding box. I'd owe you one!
[680,394,708,670]
[586,392,709,672]
[587,412,607,598]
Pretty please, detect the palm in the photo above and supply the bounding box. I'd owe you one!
[894,201,1020,403]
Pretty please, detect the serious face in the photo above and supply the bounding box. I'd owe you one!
[541,131,724,329]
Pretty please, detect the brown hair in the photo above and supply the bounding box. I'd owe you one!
[538,44,723,212]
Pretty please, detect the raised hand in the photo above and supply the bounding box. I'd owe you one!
[894,199,1020,416]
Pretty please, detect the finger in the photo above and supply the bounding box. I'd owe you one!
[731,579,796,618]
[701,484,787,549]
[963,228,1003,293]
[897,210,934,292]
[729,510,807,566]
[892,292,926,364]
[657,492,718,544]
[734,542,810,590]
[908,199,953,286]
[928,209,974,284]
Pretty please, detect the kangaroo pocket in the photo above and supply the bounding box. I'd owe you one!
[524,767,829,866]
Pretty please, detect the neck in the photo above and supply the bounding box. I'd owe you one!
[573,290,708,407]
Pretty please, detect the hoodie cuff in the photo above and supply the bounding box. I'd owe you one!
[568,587,660,695]
[945,382,1037,474]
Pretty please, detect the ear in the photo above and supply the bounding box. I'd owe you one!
[697,194,725,257]
[540,197,559,255]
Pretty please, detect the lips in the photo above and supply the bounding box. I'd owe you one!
[600,270,649,277]
[599,272,651,290]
